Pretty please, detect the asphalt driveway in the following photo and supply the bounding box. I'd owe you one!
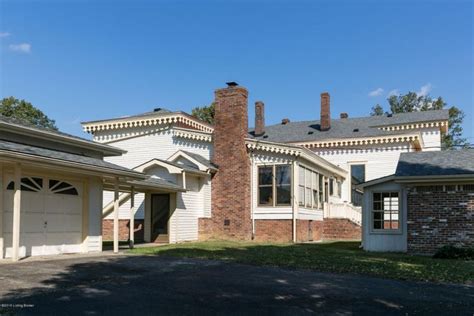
[0,254,473,315]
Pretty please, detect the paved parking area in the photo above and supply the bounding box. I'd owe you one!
[0,254,473,315]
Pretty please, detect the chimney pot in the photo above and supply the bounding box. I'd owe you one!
[254,101,265,136]
[281,118,290,125]
[320,92,331,131]
[226,81,239,87]
[340,112,348,119]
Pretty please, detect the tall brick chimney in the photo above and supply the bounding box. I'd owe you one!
[254,101,265,136]
[202,82,252,240]
[320,92,331,131]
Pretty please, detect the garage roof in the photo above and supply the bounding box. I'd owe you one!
[0,140,144,178]
[396,149,474,177]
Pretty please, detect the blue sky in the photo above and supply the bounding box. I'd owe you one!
[1,0,473,142]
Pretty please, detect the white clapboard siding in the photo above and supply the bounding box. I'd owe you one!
[101,127,211,220]
[169,175,201,243]
[103,128,212,169]
[202,175,212,218]
[421,128,441,151]
[315,144,412,202]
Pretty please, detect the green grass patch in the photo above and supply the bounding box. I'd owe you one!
[129,241,474,284]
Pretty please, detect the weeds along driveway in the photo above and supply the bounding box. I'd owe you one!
[0,254,473,315]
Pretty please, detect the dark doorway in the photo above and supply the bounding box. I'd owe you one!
[151,194,170,241]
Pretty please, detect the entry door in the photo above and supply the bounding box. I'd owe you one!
[151,194,170,240]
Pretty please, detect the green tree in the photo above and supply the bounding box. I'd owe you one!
[373,93,467,149]
[0,96,58,130]
[191,102,215,125]
[370,104,385,116]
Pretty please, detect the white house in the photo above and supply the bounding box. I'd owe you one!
[81,83,450,244]
[82,109,215,244]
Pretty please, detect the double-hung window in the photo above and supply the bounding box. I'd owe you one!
[258,165,291,207]
[372,192,400,231]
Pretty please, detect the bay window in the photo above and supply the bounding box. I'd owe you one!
[372,192,400,231]
[258,165,291,207]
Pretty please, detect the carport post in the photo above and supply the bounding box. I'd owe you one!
[113,178,119,254]
[12,163,21,262]
[129,186,135,249]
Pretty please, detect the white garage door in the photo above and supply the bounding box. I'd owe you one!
[3,176,83,258]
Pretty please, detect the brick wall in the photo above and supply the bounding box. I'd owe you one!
[322,218,361,240]
[102,219,144,241]
[200,85,252,241]
[407,189,474,254]
[253,220,323,242]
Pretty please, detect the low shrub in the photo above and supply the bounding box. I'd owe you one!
[433,245,474,260]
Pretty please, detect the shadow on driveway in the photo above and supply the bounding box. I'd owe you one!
[0,253,473,315]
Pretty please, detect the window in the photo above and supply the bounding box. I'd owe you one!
[298,166,323,210]
[351,164,365,206]
[49,180,79,195]
[6,177,43,192]
[329,178,334,196]
[318,175,324,207]
[372,192,399,231]
[258,167,273,206]
[337,180,342,197]
[276,165,291,205]
[258,165,291,207]
[298,167,305,206]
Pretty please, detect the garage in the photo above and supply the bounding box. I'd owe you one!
[3,175,83,258]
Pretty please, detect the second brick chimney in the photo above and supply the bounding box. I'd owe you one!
[320,92,331,131]
[254,101,265,136]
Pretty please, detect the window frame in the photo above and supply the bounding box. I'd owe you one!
[257,164,292,208]
[370,190,402,234]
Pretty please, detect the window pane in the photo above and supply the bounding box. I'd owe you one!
[259,167,273,185]
[319,175,323,191]
[299,167,305,186]
[373,220,382,229]
[305,188,311,207]
[299,186,305,206]
[373,192,381,202]
[277,185,291,205]
[373,201,382,210]
[259,187,273,205]
[305,169,311,188]
[276,165,291,186]
[313,190,318,208]
[329,179,334,196]
[351,165,365,206]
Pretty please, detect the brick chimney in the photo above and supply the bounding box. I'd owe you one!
[320,92,331,131]
[202,82,252,240]
[254,101,265,136]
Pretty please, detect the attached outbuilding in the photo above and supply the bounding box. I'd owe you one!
[360,149,474,254]
[0,115,149,261]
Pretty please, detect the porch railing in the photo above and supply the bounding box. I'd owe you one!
[325,202,362,226]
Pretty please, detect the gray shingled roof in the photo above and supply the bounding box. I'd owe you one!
[128,177,185,192]
[395,149,474,177]
[0,115,125,155]
[179,150,218,170]
[0,140,141,175]
[81,108,176,124]
[249,109,449,143]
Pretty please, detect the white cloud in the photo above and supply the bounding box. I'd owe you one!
[417,83,432,97]
[368,88,384,97]
[387,89,399,97]
[8,43,31,53]
[0,32,11,38]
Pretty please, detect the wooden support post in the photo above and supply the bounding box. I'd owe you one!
[12,163,21,261]
[113,178,119,254]
[129,186,135,249]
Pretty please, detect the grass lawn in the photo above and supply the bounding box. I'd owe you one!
[129,241,474,285]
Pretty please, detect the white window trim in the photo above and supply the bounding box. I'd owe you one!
[257,164,292,208]
[369,190,403,235]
